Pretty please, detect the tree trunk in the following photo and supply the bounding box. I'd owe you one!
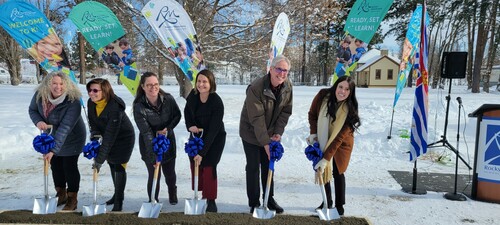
[471,1,489,93]
[301,0,307,85]
[78,32,86,84]
[467,0,477,89]
[174,66,193,98]
[483,0,498,93]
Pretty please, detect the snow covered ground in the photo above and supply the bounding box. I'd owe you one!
[0,80,499,225]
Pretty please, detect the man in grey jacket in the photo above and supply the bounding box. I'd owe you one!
[239,55,293,214]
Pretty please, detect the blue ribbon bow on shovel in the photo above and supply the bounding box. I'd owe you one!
[153,134,170,162]
[269,141,284,171]
[185,133,204,157]
[83,140,100,160]
[305,142,323,169]
[33,133,55,155]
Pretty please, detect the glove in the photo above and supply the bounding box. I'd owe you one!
[314,158,328,172]
[92,161,102,173]
[307,134,318,145]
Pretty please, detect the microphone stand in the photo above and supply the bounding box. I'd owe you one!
[444,97,466,201]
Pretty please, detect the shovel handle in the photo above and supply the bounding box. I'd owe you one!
[93,168,98,182]
[150,161,161,203]
[263,169,273,208]
[44,125,53,135]
[43,158,49,176]
[316,169,324,185]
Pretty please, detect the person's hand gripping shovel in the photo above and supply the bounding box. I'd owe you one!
[305,141,339,221]
[253,141,284,219]
[138,133,170,218]
[184,129,207,215]
[32,125,58,214]
[82,135,106,216]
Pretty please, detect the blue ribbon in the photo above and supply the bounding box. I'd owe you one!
[83,140,100,160]
[184,136,204,157]
[304,142,323,169]
[269,141,284,171]
[33,133,55,155]
[153,135,170,162]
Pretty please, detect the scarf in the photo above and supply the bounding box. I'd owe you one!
[43,92,67,118]
[317,99,348,183]
[95,98,107,117]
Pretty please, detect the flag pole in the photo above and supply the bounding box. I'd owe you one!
[402,159,427,194]
[387,108,395,139]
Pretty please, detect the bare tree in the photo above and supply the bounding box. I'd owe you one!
[482,0,498,92]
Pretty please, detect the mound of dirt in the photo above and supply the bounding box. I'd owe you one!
[0,210,371,225]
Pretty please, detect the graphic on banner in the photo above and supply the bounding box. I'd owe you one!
[478,118,500,183]
[0,0,75,80]
[344,0,394,43]
[267,13,290,73]
[69,1,125,51]
[485,123,500,166]
[142,0,204,85]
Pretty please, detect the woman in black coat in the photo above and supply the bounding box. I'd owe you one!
[86,78,135,212]
[28,71,86,211]
[133,72,181,205]
[184,69,226,213]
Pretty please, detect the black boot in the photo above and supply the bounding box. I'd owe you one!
[111,171,126,212]
[107,166,116,205]
[106,194,115,205]
[316,182,333,209]
[168,186,178,205]
[206,200,217,213]
[267,198,284,214]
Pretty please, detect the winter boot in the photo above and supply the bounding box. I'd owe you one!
[206,200,217,213]
[112,171,126,212]
[316,182,333,209]
[62,192,78,211]
[168,186,178,205]
[55,187,67,206]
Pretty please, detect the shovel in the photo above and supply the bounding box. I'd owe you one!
[184,163,207,215]
[82,168,106,216]
[252,168,276,219]
[316,170,340,221]
[138,161,163,218]
[33,158,58,214]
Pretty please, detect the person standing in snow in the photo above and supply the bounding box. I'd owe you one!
[28,71,86,211]
[133,72,181,205]
[184,69,226,213]
[86,78,135,212]
[307,75,361,216]
[240,55,293,214]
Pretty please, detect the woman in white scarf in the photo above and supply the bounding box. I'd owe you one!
[307,76,360,216]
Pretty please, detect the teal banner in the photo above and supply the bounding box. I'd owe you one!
[344,0,394,43]
[69,1,125,51]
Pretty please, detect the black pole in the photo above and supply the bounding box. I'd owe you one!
[402,160,427,195]
[444,97,466,201]
[387,108,395,139]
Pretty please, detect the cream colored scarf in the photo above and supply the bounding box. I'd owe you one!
[317,99,348,183]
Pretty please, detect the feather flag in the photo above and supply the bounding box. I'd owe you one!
[409,2,429,161]
[266,13,290,73]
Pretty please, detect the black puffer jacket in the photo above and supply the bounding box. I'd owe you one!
[28,92,86,156]
[87,96,135,165]
[133,93,181,164]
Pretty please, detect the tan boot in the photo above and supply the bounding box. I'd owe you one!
[63,192,78,211]
[55,187,67,206]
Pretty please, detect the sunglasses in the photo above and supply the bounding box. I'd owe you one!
[274,67,288,74]
[106,47,114,49]
[88,89,101,93]
[145,83,160,89]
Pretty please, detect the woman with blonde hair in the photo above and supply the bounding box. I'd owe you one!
[28,71,86,211]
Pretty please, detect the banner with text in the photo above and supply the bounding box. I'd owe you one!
[344,0,394,44]
[266,13,290,73]
[142,0,204,85]
[69,1,125,51]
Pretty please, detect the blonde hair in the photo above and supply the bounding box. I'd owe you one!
[35,71,82,103]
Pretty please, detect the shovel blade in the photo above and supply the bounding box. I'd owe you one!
[184,198,207,215]
[252,207,276,219]
[316,208,340,221]
[138,202,163,218]
[82,204,107,217]
[33,196,58,214]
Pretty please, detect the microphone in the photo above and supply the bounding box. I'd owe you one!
[456,97,462,105]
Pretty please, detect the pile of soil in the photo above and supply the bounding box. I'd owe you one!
[0,210,371,225]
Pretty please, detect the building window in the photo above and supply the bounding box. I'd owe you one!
[388,69,393,80]
[375,69,381,80]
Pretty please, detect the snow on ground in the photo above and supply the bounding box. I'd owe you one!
[0,81,499,225]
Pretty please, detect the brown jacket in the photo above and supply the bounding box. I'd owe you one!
[239,74,293,146]
[308,89,354,174]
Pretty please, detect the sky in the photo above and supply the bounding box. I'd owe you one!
[0,76,499,224]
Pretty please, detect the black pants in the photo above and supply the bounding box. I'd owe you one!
[50,155,80,193]
[145,159,176,201]
[243,140,274,207]
[330,158,345,207]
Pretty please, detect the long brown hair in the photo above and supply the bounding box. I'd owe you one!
[133,72,167,105]
[86,78,115,101]
[319,76,360,131]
